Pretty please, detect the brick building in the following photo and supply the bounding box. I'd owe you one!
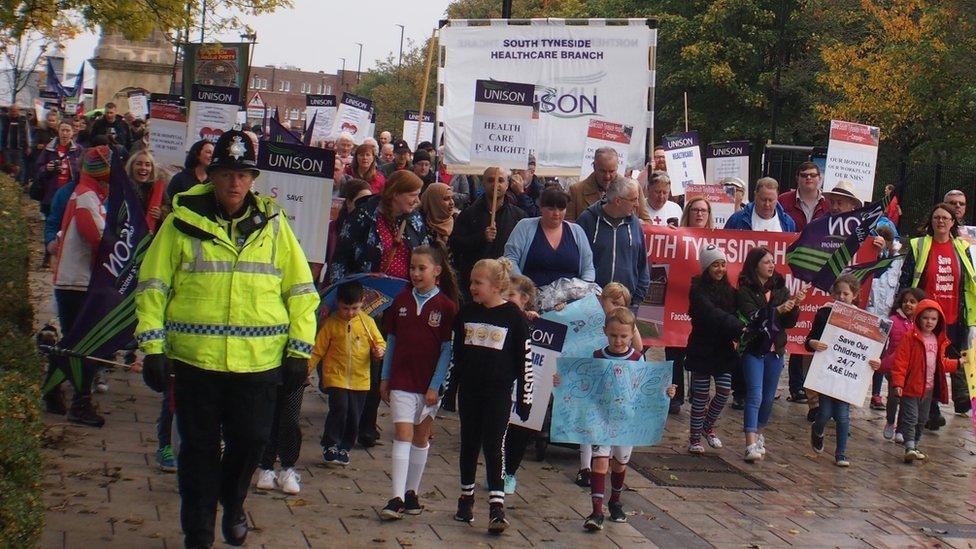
[243,65,362,128]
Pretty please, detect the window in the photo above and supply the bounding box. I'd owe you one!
[252,77,267,90]
[289,108,299,120]
[316,83,323,94]
[300,111,306,120]
[279,80,291,92]
[301,82,311,94]
[324,84,332,95]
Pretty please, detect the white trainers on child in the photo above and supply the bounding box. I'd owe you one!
[278,468,301,495]
[256,468,276,490]
[744,444,762,462]
[705,432,723,449]
[756,434,766,455]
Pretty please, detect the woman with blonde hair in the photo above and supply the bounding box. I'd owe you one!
[125,149,167,233]
[680,196,714,229]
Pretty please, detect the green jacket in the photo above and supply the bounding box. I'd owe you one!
[135,184,319,373]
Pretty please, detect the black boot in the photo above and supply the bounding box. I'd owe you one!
[221,509,248,546]
[43,386,67,415]
[67,395,105,427]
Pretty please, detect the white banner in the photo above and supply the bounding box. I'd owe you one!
[823,120,880,203]
[332,92,373,145]
[402,110,435,151]
[148,96,187,175]
[804,301,891,407]
[187,84,241,147]
[251,141,335,264]
[579,119,632,179]
[705,140,750,199]
[470,79,536,170]
[662,131,705,196]
[440,20,656,176]
[305,95,337,144]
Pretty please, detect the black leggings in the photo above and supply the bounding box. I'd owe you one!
[458,387,511,501]
[259,383,305,470]
[504,424,535,475]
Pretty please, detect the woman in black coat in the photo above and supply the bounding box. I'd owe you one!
[736,246,804,462]
[685,245,745,455]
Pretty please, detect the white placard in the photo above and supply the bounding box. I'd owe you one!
[440,20,656,175]
[148,97,187,175]
[705,140,751,199]
[127,93,149,119]
[305,95,337,144]
[470,79,536,170]
[579,119,632,179]
[804,301,891,406]
[662,131,705,196]
[187,84,241,146]
[823,120,880,203]
[332,92,373,145]
[402,110,435,151]
[251,141,335,264]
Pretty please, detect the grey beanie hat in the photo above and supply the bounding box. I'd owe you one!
[699,244,727,272]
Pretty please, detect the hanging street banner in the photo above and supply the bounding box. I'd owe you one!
[402,110,435,151]
[470,79,537,170]
[579,119,632,179]
[439,19,656,176]
[187,84,241,146]
[804,302,891,406]
[305,94,338,144]
[705,140,751,198]
[181,42,250,100]
[662,131,706,196]
[638,226,833,355]
[251,141,335,264]
[332,92,373,145]
[823,120,880,203]
[685,184,735,228]
[509,295,606,431]
[551,358,672,447]
[148,94,187,176]
[127,91,149,119]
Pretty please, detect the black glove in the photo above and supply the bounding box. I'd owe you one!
[281,356,309,392]
[142,354,170,393]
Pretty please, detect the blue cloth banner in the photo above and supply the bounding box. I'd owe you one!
[551,357,672,447]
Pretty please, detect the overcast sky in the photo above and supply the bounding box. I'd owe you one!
[62,0,454,84]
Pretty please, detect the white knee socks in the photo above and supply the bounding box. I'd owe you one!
[580,444,593,470]
[406,444,429,494]
[391,440,411,500]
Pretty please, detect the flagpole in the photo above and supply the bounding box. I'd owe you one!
[415,28,437,148]
[39,346,141,371]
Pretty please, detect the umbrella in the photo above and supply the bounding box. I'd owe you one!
[318,273,408,321]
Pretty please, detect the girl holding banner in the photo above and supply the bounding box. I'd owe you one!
[737,247,804,462]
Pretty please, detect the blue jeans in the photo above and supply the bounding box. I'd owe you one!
[742,352,784,433]
[813,395,850,457]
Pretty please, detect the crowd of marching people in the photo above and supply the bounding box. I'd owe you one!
[13,99,975,546]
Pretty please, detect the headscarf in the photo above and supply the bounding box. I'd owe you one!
[421,183,454,241]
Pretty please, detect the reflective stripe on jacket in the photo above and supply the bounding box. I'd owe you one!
[135,184,319,373]
[907,236,976,328]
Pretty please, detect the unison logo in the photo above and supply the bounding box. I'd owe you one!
[537,86,598,119]
[266,143,327,175]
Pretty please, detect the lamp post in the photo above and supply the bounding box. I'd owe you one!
[240,29,257,106]
[355,42,363,83]
[339,57,346,91]
[396,24,405,72]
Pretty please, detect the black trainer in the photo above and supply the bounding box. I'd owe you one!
[221,510,248,546]
[789,389,809,403]
[608,501,627,523]
[575,468,591,487]
[583,512,605,531]
[806,406,819,423]
[380,497,405,520]
[454,495,474,522]
[487,503,508,534]
[404,490,423,515]
[811,425,825,453]
[67,397,105,428]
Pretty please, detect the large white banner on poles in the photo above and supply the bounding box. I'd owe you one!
[823,120,880,203]
[251,141,335,264]
[439,19,656,176]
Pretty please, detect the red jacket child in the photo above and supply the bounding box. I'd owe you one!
[890,299,959,403]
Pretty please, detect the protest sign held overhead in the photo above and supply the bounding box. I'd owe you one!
[305,94,337,143]
[470,79,537,170]
[804,302,891,406]
[823,120,880,203]
[187,84,241,145]
[440,19,656,175]
[706,140,751,197]
[662,131,706,196]
[332,92,373,144]
[148,94,187,174]
[579,119,632,179]
[402,110,435,151]
[251,141,335,264]
[127,91,148,119]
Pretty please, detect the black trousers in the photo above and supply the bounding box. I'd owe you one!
[458,386,511,495]
[787,354,806,395]
[260,383,305,470]
[174,362,278,547]
[45,289,94,401]
[665,347,685,404]
[357,357,382,442]
[504,424,535,475]
[322,387,367,451]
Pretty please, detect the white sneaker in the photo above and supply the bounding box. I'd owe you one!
[705,432,723,449]
[756,434,767,455]
[256,468,276,490]
[688,443,705,455]
[744,444,762,462]
[894,432,905,444]
[278,467,301,495]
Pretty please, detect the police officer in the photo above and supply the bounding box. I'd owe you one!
[135,130,318,548]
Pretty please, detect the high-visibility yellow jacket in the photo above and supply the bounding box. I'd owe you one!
[308,311,385,391]
[135,184,319,373]
[905,235,976,327]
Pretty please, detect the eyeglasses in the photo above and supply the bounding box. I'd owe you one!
[690,208,709,214]
[932,215,954,222]
[798,172,820,179]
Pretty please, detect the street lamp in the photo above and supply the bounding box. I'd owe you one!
[339,57,346,90]
[356,42,363,83]
[396,24,405,71]
[240,29,257,102]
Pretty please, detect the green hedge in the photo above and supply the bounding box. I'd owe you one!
[0,173,44,547]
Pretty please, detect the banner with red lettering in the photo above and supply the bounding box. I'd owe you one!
[637,226,832,355]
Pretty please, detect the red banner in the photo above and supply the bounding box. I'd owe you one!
[637,226,833,355]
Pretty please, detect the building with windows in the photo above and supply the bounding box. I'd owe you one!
[244,65,362,128]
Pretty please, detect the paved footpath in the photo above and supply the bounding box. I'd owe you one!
[29,213,976,548]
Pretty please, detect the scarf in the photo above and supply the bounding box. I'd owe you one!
[421,182,454,241]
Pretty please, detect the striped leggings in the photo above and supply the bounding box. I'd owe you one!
[689,372,732,444]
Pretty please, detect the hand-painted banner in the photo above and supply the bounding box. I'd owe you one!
[551,358,672,447]
[638,226,833,355]
[509,294,607,430]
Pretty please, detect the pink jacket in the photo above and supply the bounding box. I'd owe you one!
[879,311,913,375]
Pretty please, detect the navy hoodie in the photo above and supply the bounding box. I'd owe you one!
[576,200,650,304]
